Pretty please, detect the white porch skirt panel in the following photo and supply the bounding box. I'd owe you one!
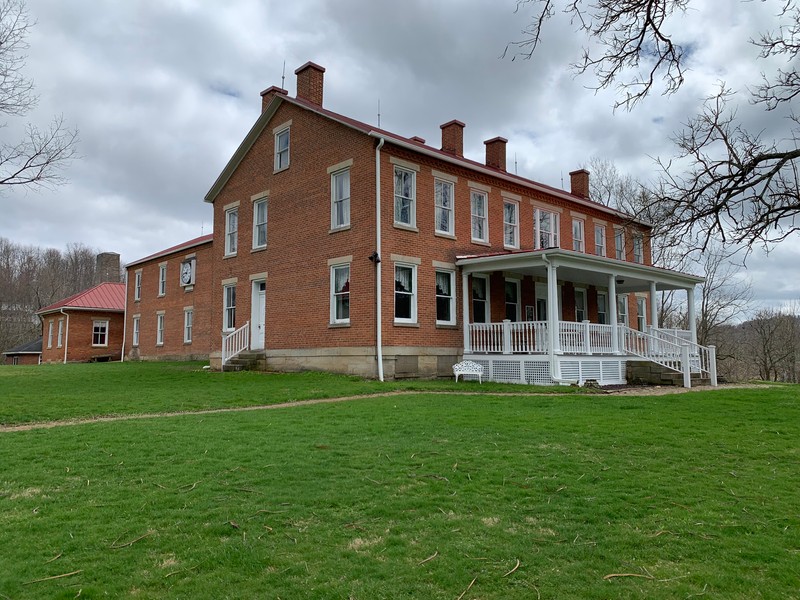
[464,354,627,386]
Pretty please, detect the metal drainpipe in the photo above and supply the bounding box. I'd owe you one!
[121,272,128,362]
[375,137,385,381]
[60,308,69,364]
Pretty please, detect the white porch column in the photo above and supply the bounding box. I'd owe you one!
[608,274,619,354]
[547,261,560,353]
[649,281,658,329]
[462,270,471,353]
[687,286,697,345]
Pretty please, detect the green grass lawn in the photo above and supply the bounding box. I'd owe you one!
[0,365,798,598]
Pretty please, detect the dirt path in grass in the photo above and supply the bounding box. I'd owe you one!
[0,384,771,433]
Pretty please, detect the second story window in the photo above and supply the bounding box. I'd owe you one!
[572,219,585,252]
[253,198,268,249]
[615,229,626,261]
[158,264,167,296]
[503,201,519,248]
[134,271,142,301]
[331,169,350,229]
[274,128,290,171]
[434,179,454,235]
[535,208,559,249]
[470,191,488,243]
[595,225,606,256]
[394,167,415,227]
[225,207,238,256]
[633,234,644,264]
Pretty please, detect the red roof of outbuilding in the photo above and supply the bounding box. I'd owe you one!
[36,282,126,315]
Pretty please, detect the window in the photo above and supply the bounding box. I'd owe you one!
[47,321,53,349]
[92,320,109,347]
[223,285,236,331]
[535,208,559,249]
[637,297,647,331]
[504,201,519,248]
[184,309,193,343]
[330,264,350,324]
[156,314,165,346]
[274,128,289,171]
[253,198,268,248]
[615,229,625,261]
[572,219,585,252]
[57,320,63,348]
[434,179,454,235]
[158,264,167,296]
[597,292,608,325]
[617,295,629,326]
[435,270,456,325]
[225,208,238,256]
[134,271,142,301]
[394,264,417,323]
[633,234,644,264]
[132,316,140,346]
[575,289,587,321]
[471,275,489,324]
[505,279,521,322]
[394,167,416,227]
[470,191,488,243]
[595,225,607,256]
[331,169,350,229]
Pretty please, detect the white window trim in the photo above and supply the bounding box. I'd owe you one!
[393,263,418,324]
[503,200,520,249]
[274,126,290,172]
[471,274,491,324]
[470,190,489,243]
[158,263,167,297]
[633,234,645,264]
[393,166,416,228]
[637,296,647,331]
[134,270,142,302]
[618,295,629,326]
[575,287,588,321]
[434,178,455,235]
[184,308,193,343]
[47,321,53,349]
[57,319,63,348]
[132,316,140,347]
[615,228,626,261]
[252,197,268,250]
[595,224,607,257]
[92,320,109,348]
[504,277,522,322]
[223,284,236,332]
[572,219,585,253]
[156,313,165,346]
[331,168,351,231]
[225,207,238,256]
[535,208,559,249]
[330,263,351,325]
[597,292,609,325]
[435,269,457,326]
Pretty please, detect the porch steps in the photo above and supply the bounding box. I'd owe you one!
[223,351,266,372]
[626,360,710,387]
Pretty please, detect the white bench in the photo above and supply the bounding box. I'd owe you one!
[453,360,483,383]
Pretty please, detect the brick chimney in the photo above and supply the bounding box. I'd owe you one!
[569,169,590,199]
[295,61,325,106]
[440,120,465,157]
[95,252,121,284]
[260,85,287,112]
[484,136,508,171]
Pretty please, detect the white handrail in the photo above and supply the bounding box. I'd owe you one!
[222,321,250,365]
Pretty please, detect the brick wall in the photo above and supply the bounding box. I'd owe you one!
[40,311,124,363]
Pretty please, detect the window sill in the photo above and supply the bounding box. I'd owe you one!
[223,253,237,260]
[329,225,351,234]
[251,245,267,253]
[434,231,456,240]
[504,245,520,251]
[157,294,165,298]
[393,223,418,233]
[328,322,351,328]
[471,239,490,247]
[184,341,192,345]
[393,321,419,328]
[184,286,194,293]
[156,343,164,347]
[92,345,109,349]
[273,165,289,175]
[436,323,458,329]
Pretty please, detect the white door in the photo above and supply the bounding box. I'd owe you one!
[251,281,266,350]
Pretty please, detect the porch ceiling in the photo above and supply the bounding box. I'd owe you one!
[455,248,704,292]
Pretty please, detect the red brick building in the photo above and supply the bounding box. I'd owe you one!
[195,62,715,386]
[123,235,213,361]
[2,337,42,365]
[37,283,125,363]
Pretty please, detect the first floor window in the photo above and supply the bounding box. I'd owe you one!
[472,275,489,323]
[156,314,165,346]
[225,208,238,256]
[57,320,64,347]
[435,179,454,234]
[595,225,607,256]
[435,270,455,325]
[93,320,109,346]
[331,264,350,324]
[618,296,629,326]
[184,309,193,343]
[471,191,488,242]
[47,321,53,348]
[132,316,140,346]
[637,297,647,331]
[331,169,350,229]
[535,209,559,249]
[575,289,587,321]
[394,264,416,322]
[505,279,521,322]
[223,285,236,331]
[597,293,608,325]
[615,229,625,261]
[394,167,415,226]
[253,198,268,248]
[504,201,519,248]
[572,219,585,252]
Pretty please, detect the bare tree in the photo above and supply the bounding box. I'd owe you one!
[507,0,800,251]
[0,0,77,192]
[746,307,799,381]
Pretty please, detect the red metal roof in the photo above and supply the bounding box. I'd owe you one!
[126,233,213,268]
[36,282,126,315]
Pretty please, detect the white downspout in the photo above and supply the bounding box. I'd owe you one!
[121,271,128,362]
[60,308,70,364]
[375,137,385,381]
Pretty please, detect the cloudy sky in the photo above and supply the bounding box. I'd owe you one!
[2,0,798,310]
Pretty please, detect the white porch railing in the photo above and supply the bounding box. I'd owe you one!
[222,321,250,365]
